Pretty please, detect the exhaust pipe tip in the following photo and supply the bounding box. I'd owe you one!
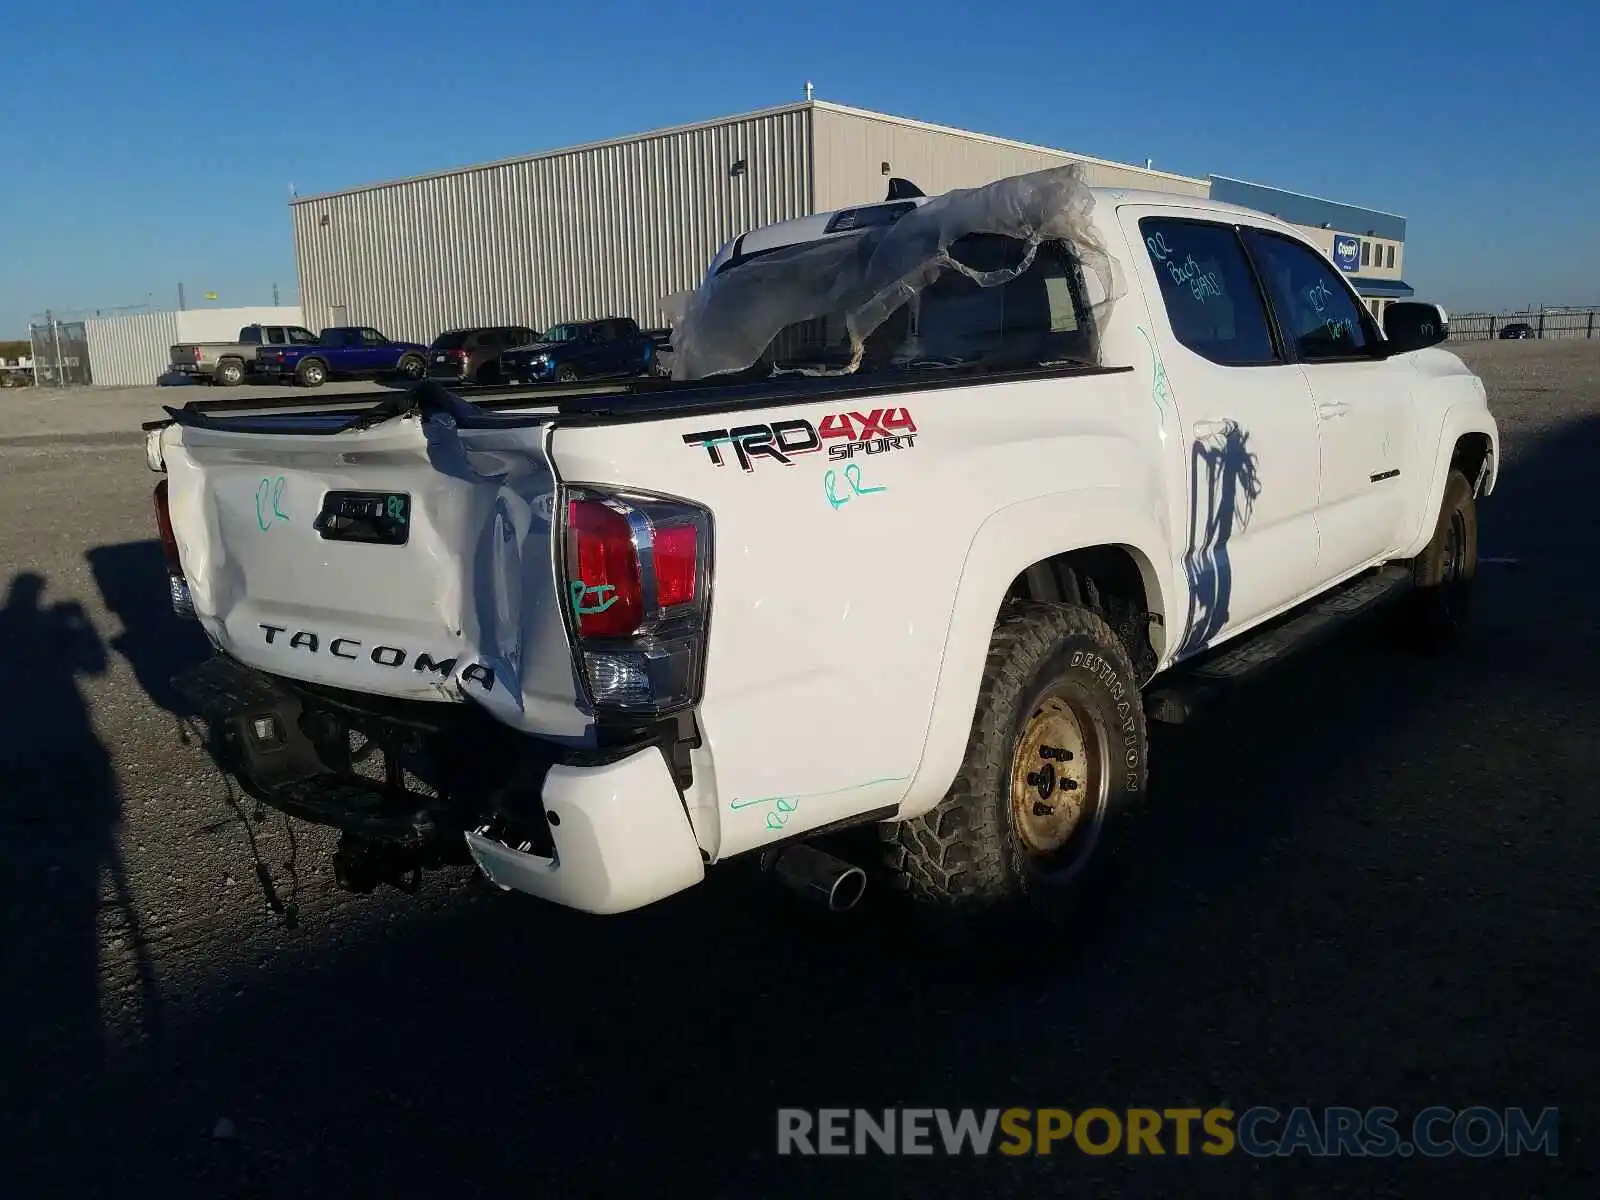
[761,843,868,913]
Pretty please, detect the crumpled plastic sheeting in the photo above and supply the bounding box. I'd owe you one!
[670,163,1121,381]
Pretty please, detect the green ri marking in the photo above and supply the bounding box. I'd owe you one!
[569,579,620,616]
[255,475,289,531]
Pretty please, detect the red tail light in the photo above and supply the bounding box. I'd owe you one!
[562,489,711,715]
[154,479,180,566]
[153,479,195,618]
[568,499,645,637]
[652,525,699,608]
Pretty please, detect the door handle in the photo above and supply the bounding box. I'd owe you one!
[1318,401,1351,419]
[1191,419,1230,439]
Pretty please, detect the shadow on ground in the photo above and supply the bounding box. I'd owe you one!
[87,540,213,715]
[0,570,159,1154]
[10,419,1597,1199]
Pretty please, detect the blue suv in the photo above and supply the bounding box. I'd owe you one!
[498,317,658,384]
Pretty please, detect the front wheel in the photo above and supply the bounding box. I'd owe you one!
[881,602,1148,928]
[555,364,580,384]
[1400,468,1478,652]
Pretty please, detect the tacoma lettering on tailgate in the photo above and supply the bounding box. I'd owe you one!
[258,624,495,692]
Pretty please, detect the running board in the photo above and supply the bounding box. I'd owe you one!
[1144,564,1413,725]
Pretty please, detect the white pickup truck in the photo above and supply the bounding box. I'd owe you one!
[143,165,1497,927]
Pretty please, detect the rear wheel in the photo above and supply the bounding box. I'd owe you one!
[1401,468,1478,651]
[881,602,1147,930]
[295,358,327,388]
[214,358,245,386]
[398,355,425,381]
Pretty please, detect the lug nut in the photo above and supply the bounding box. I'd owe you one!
[1032,801,1055,817]
[1039,746,1074,762]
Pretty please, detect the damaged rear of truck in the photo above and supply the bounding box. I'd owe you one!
[145,163,1136,915]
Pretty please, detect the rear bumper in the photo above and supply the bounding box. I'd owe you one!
[465,750,705,914]
[174,653,706,914]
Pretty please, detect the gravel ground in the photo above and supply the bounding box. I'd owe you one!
[1,340,1596,1198]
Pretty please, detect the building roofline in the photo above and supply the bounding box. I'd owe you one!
[811,99,1209,187]
[291,96,1212,206]
[1207,173,1406,220]
[290,100,816,205]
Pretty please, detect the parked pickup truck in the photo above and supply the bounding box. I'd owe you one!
[498,316,659,384]
[142,165,1497,929]
[255,325,429,388]
[169,324,320,385]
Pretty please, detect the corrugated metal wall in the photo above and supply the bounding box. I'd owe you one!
[176,306,305,342]
[291,107,814,344]
[811,105,1211,211]
[83,310,179,387]
[82,306,306,387]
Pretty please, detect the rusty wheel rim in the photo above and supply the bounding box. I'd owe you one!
[1010,693,1102,862]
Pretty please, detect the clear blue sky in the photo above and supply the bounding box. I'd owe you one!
[2,0,1596,338]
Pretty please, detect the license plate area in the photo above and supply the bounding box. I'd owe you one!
[314,490,412,546]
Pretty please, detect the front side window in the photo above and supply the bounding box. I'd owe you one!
[1241,227,1378,360]
[1138,218,1279,366]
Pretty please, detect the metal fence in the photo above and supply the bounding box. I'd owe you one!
[27,312,95,386]
[1447,309,1600,342]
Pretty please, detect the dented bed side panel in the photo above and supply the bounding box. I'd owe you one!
[160,416,590,738]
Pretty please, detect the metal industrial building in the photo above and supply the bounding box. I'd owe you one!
[289,98,1415,347]
[289,100,1216,345]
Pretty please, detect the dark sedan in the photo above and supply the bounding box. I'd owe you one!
[1499,322,1534,340]
[427,325,542,384]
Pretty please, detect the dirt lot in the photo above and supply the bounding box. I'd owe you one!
[2,340,1596,1197]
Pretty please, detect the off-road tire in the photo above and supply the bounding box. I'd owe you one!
[214,358,245,387]
[1402,468,1477,652]
[555,364,580,384]
[881,601,1148,929]
[295,358,327,388]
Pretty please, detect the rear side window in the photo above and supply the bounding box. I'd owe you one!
[1139,218,1278,366]
[288,327,318,345]
[762,234,1094,375]
[266,328,286,345]
[1240,227,1378,360]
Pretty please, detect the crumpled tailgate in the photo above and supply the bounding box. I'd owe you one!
[160,413,587,737]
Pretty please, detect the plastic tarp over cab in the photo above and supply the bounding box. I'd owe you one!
[669,163,1122,381]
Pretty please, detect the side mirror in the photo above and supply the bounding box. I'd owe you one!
[1383,301,1449,353]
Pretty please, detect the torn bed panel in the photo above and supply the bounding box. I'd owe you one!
[160,415,591,739]
[670,163,1123,382]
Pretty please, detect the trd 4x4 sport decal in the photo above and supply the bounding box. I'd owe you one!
[683,407,917,472]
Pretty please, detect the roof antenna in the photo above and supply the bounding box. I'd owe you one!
[804,80,814,101]
[885,177,924,201]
